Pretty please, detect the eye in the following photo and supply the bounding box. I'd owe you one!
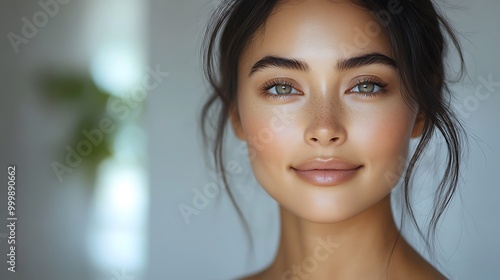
[265,83,299,95]
[350,82,382,93]
[260,78,303,100]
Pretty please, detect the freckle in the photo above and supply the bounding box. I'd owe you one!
[311,101,345,123]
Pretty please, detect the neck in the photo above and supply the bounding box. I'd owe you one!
[266,195,406,279]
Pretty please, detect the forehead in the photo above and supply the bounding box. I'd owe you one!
[239,0,392,71]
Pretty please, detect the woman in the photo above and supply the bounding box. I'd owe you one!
[200,0,467,279]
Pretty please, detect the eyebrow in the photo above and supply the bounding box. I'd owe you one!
[248,52,397,77]
[249,56,308,77]
[337,53,397,71]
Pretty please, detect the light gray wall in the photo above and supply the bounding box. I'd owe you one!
[0,1,94,279]
[147,0,500,280]
[0,1,147,279]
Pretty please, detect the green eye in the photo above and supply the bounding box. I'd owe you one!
[276,84,294,94]
[351,82,381,93]
[268,83,299,95]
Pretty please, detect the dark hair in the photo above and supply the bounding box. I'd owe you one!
[199,0,468,263]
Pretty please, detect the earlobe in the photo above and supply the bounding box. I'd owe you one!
[411,111,426,138]
[229,105,246,141]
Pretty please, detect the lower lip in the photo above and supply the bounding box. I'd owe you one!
[292,167,361,186]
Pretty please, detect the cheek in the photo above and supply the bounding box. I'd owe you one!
[238,99,301,189]
[240,106,292,165]
[351,104,415,184]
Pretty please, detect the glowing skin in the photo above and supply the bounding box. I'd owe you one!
[231,0,444,279]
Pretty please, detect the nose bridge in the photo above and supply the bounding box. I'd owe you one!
[311,93,342,122]
[304,91,346,146]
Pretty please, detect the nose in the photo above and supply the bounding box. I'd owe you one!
[304,101,346,147]
[307,128,341,145]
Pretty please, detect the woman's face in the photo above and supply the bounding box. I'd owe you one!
[232,0,424,223]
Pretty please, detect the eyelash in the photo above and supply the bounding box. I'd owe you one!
[259,77,388,100]
[259,78,299,100]
[350,77,388,98]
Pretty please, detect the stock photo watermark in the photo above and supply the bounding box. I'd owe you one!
[51,64,169,182]
[281,235,340,280]
[455,74,499,119]
[340,0,403,56]
[7,0,73,54]
[178,160,243,224]
[384,155,410,190]
[178,107,296,224]
[5,166,18,273]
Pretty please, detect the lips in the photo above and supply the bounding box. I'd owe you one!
[291,157,362,186]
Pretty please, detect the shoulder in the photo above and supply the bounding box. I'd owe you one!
[390,240,448,280]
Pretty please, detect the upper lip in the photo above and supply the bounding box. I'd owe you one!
[292,157,362,171]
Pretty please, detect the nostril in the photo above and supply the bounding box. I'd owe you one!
[308,135,342,145]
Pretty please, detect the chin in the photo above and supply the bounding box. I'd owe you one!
[272,185,391,224]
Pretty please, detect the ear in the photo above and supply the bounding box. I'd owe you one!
[229,104,246,141]
[411,110,426,138]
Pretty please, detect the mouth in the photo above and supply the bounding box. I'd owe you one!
[291,166,362,186]
[291,157,363,186]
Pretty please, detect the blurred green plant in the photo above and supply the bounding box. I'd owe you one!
[40,71,117,187]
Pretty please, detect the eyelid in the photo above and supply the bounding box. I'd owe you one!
[346,76,388,97]
[259,78,303,99]
[259,76,388,100]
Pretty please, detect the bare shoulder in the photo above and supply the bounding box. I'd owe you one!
[391,240,448,280]
[240,262,447,280]
[404,257,447,280]
[239,239,448,280]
